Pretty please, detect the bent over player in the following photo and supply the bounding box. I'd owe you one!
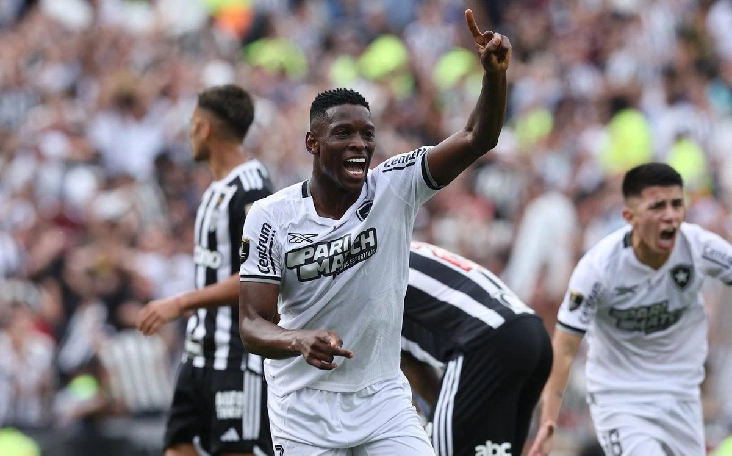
[401,242,552,456]
[238,9,510,456]
[530,163,732,456]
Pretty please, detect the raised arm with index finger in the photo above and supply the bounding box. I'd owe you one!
[424,9,511,188]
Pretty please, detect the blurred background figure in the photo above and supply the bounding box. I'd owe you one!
[1,0,732,454]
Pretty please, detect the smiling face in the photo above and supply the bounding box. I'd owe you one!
[623,185,686,264]
[306,104,376,194]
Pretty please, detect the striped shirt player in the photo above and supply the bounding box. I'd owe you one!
[556,223,732,456]
[239,148,439,453]
[401,242,552,456]
[166,159,274,456]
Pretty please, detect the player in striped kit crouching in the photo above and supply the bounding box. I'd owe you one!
[401,242,552,456]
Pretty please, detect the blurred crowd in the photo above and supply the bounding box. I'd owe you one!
[1,0,732,454]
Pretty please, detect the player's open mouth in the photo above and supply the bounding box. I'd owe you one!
[343,157,366,178]
[659,227,676,248]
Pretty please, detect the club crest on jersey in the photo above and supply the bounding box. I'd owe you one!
[285,228,378,281]
[288,233,316,244]
[356,200,373,221]
[240,237,250,264]
[670,264,693,290]
[568,291,584,311]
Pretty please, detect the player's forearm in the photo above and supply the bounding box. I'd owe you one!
[401,353,440,406]
[178,274,240,312]
[539,345,575,424]
[463,70,507,154]
[239,316,301,359]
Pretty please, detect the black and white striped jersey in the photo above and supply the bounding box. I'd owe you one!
[402,242,535,361]
[182,159,273,371]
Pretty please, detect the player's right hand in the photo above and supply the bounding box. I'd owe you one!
[294,330,354,370]
[527,420,555,456]
[136,295,184,336]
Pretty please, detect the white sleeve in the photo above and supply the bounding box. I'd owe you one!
[557,254,607,335]
[696,227,732,285]
[238,202,282,285]
[373,146,441,209]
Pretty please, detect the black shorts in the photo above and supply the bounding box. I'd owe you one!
[429,315,552,456]
[164,361,272,455]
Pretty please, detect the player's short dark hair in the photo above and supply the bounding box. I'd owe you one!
[622,163,684,199]
[310,88,370,127]
[197,84,255,142]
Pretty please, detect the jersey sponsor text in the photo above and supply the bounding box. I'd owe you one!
[285,228,377,281]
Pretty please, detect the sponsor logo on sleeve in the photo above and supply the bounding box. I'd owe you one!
[257,223,275,274]
[381,148,428,172]
[702,246,732,270]
[239,237,250,265]
[568,291,584,311]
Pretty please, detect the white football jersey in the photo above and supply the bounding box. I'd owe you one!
[558,222,732,400]
[239,147,440,396]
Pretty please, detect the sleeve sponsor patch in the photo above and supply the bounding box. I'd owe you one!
[569,291,584,311]
[239,237,250,265]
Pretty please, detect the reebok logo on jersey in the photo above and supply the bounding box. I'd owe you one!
[288,233,316,244]
[670,264,693,290]
[475,441,511,456]
[194,246,223,269]
[220,428,240,442]
[609,300,685,334]
[215,391,244,419]
[702,246,732,270]
[613,285,637,296]
[285,228,378,281]
[257,223,276,274]
[274,444,284,456]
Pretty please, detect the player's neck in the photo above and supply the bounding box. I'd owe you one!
[309,178,361,220]
[208,143,249,181]
[632,235,669,270]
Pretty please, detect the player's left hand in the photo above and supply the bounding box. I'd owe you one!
[465,9,511,73]
[136,296,184,336]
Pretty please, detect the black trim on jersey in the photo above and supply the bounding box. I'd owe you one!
[301,180,310,198]
[409,254,514,321]
[421,153,442,190]
[557,321,586,335]
[623,231,632,248]
[240,274,281,282]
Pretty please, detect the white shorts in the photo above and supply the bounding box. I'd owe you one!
[267,374,434,454]
[589,396,705,456]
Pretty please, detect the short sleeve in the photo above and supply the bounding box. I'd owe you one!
[557,255,606,336]
[374,146,441,209]
[696,228,732,285]
[239,202,282,285]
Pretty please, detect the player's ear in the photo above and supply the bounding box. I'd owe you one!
[621,205,633,224]
[305,131,318,156]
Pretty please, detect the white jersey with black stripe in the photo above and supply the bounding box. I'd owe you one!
[239,147,440,395]
[183,159,273,371]
[558,222,732,400]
